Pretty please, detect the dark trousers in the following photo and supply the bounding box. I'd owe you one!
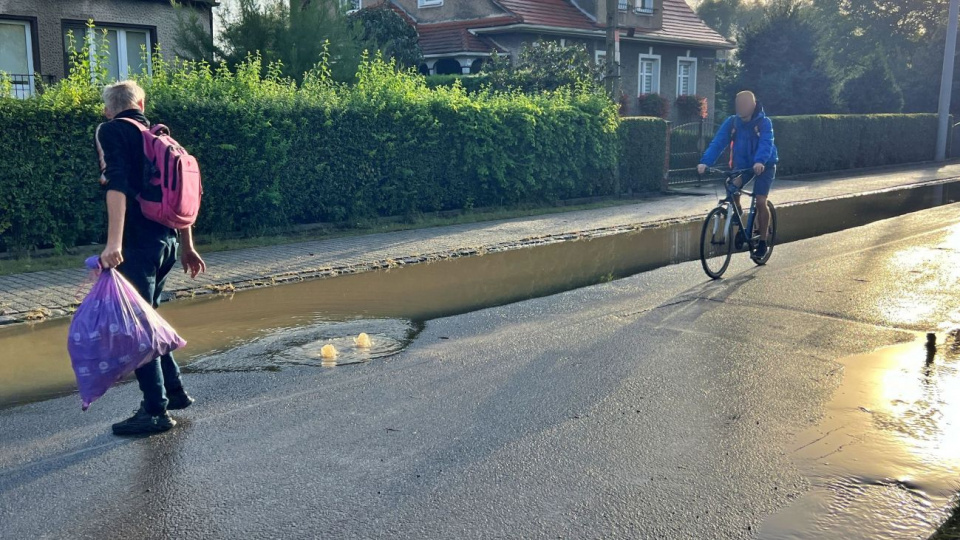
[116,234,183,415]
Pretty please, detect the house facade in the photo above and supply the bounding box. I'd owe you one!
[0,0,215,98]
[383,0,734,119]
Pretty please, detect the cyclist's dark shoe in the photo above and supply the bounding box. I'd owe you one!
[112,405,176,436]
[166,387,195,410]
[752,240,768,260]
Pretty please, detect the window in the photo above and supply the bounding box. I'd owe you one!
[64,25,152,81]
[618,0,628,10]
[595,50,606,65]
[0,20,35,97]
[635,0,654,14]
[418,0,443,7]
[677,57,697,96]
[638,54,660,94]
[342,0,361,10]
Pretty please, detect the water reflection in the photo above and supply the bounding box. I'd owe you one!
[761,333,960,539]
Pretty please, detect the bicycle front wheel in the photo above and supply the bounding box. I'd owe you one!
[700,206,733,279]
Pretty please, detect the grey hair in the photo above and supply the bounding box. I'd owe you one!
[102,80,145,115]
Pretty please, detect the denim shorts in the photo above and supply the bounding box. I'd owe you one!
[752,164,777,197]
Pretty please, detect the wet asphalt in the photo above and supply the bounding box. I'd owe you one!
[1,203,959,539]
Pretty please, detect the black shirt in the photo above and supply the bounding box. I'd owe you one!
[95,109,175,247]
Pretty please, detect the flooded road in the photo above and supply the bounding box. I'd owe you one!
[2,179,958,409]
[3,203,960,539]
[761,335,960,539]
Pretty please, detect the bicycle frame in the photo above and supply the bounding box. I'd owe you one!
[708,168,760,249]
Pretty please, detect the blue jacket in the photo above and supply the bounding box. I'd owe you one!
[700,103,778,169]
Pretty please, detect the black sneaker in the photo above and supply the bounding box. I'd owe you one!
[752,240,768,260]
[166,388,195,411]
[112,405,176,436]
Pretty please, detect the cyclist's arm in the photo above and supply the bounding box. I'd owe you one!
[753,117,775,165]
[700,116,734,166]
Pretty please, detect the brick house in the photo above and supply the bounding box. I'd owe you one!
[369,0,733,119]
[0,0,216,98]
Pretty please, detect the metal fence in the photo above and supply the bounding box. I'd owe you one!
[5,74,55,99]
[666,119,729,186]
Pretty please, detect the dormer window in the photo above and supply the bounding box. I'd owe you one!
[635,0,654,14]
[620,0,654,13]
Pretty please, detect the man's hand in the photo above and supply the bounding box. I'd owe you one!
[697,164,707,175]
[753,163,766,176]
[100,243,123,269]
[181,248,206,279]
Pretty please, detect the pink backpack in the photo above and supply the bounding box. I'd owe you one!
[117,118,202,230]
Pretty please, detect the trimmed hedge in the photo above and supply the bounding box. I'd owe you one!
[772,114,941,176]
[0,58,621,253]
[619,117,668,193]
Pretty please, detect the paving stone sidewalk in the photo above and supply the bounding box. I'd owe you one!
[2,163,959,326]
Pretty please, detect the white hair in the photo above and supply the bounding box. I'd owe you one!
[102,80,145,115]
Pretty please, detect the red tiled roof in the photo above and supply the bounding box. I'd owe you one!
[632,0,732,48]
[494,0,597,30]
[418,18,516,56]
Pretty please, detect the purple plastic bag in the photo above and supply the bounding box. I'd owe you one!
[67,256,186,410]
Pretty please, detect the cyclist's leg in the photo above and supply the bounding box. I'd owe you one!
[753,165,776,241]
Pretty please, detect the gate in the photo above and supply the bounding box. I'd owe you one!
[666,120,727,186]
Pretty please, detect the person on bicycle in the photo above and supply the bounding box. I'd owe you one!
[697,91,779,259]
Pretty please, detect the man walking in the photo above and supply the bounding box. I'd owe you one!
[95,80,206,435]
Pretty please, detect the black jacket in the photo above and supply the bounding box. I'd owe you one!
[95,109,174,246]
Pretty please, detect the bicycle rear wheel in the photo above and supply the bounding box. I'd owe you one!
[753,201,777,266]
[700,206,733,279]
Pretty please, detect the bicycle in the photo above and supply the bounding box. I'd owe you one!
[698,167,777,279]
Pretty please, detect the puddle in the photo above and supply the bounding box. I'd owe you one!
[187,318,416,372]
[1,180,958,408]
[760,332,960,539]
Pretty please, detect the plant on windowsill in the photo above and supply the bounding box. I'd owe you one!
[637,93,670,119]
[675,94,708,123]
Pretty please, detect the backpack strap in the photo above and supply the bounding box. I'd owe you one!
[728,116,737,169]
[116,117,148,132]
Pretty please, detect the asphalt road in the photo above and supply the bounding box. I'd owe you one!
[2,203,959,539]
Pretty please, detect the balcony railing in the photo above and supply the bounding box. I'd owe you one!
[4,74,56,99]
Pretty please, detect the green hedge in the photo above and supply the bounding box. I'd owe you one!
[423,74,490,94]
[0,57,620,252]
[772,114,941,176]
[619,117,668,193]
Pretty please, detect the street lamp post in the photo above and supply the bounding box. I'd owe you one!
[936,0,960,161]
[605,0,621,100]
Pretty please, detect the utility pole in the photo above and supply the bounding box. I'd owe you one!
[604,0,621,100]
[936,0,960,161]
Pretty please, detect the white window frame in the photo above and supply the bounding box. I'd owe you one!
[676,55,698,97]
[87,26,153,81]
[418,0,443,7]
[595,49,606,65]
[634,0,654,14]
[618,0,628,10]
[638,53,661,95]
[343,0,361,11]
[1,20,35,98]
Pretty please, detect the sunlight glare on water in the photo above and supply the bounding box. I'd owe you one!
[760,333,960,540]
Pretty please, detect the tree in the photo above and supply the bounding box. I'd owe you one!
[349,5,423,69]
[696,0,764,39]
[484,41,604,93]
[736,1,837,115]
[839,51,904,113]
[173,0,407,83]
[812,0,951,113]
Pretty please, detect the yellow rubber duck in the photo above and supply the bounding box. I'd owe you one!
[355,333,373,348]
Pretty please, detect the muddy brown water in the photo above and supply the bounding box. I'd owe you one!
[760,334,960,539]
[1,179,958,409]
